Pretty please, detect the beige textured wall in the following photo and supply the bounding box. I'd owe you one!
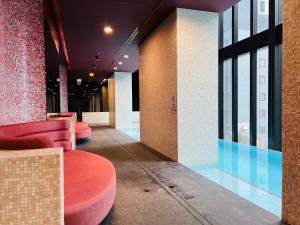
[102,85,109,112]
[177,9,219,166]
[139,11,178,161]
[108,76,116,128]
[0,148,64,225]
[139,9,219,162]
[282,0,300,224]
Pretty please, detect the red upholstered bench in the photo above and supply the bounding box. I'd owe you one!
[0,120,72,151]
[56,112,92,140]
[64,150,116,225]
[76,123,92,140]
[0,121,116,225]
[76,122,88,127]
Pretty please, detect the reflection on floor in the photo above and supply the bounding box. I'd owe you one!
[119,126,282,217]
[77,127,282,225]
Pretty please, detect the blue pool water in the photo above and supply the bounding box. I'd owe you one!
[120,127,282,217]
[190,140,282,217]
[119,125,140,141]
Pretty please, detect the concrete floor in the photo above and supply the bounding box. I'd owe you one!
[77,126,286,225]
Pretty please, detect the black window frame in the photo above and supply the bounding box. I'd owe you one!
[219,0,283,151]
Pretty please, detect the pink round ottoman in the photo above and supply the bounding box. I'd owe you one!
[75,125,91,140]
[76,122,89,128]
[64,150,116,225]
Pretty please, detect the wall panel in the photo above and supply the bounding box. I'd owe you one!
[0,0,46,125]
[282,0,300,224]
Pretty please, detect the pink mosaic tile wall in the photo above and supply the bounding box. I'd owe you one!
[59,65,68,112]
[0,0,46,125]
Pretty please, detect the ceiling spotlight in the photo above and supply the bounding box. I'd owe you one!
[104,26,113,35]
[124,55,129,59]
[95,55,100,61]
[92,64,97,69]
[118,61,123,65]
[113,67,118,70]
[89,73,95,77]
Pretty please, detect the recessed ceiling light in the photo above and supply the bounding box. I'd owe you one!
[89,73,94,77]
[113,67,118,70]
[124,55,129,59]
[104,26,113,35]
[118,61,123,65]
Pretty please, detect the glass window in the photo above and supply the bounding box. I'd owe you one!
[257,0,269,33]
[257,47,269,148]
[238,0,251,41]
[223,59,232,140]
[223,8,232,47]
[276,0,283,25]
[238,53,250,144]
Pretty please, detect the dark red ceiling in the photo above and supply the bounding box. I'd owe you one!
[58,0,238,81]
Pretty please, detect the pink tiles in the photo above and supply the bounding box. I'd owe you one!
[59,65,68,112]
[0,0,46,125]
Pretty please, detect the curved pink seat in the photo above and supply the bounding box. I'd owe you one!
[0,121,116,225]
[64,150,116,225]
[0,120,72,151]
[76,124,91,140]
[76,122,88,128]
[58,112,76,117]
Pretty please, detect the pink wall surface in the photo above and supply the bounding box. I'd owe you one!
[0,0,46,125]
[59,65,68,112]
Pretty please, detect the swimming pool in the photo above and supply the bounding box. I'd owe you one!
[120,127,282,217]
[119,124,141,141]
[190,140,282,217]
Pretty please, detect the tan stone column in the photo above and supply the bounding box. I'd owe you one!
[282,0,300,224]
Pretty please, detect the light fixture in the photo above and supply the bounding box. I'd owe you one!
[124,55,129,59]
[89,73,94,77]
[118,61,123,65]
[104,26,113,35]
[113,67,118,70]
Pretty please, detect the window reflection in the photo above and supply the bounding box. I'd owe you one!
[238,53,250,145]
[257,0,269,33]
[238,0,250,41]
[257,47,269,148]
[223,59,232,140]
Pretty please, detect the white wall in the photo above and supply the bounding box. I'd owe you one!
[108,72,133,129]
[177,9,219,166]
[82,112,109,125]
[132,111,140,124]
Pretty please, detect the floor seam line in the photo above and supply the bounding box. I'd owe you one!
[109,133,216,225]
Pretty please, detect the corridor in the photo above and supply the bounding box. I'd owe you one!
[78,127,282,225]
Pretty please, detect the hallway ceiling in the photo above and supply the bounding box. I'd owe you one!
[58,0,238,81]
